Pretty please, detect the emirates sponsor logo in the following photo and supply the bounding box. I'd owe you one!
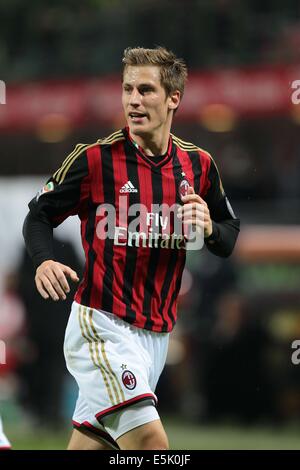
[114,228,186,249]
[95,199,205,251]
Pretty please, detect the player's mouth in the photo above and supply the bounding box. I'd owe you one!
[128,112,147,123]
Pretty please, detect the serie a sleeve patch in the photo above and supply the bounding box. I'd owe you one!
[35,181,55,201]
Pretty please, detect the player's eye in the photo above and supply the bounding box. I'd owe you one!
[139,86,153,94]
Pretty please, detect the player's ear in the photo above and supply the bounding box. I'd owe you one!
[168,90,180,111]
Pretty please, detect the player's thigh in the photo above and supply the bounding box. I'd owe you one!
[117,419,169,450]
[67,428,114,450]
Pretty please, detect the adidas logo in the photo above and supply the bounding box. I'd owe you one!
[120,180,138,193]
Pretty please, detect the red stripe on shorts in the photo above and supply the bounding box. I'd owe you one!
[95,393,157,419]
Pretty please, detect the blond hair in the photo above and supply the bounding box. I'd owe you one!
[122,46,188,98]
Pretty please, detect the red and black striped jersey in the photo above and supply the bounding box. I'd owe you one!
[28,127,239,333]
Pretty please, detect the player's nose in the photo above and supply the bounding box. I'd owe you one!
[129,88,142,106]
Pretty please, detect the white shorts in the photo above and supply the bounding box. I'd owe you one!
[0,416,11,450]
[64,302,169,442]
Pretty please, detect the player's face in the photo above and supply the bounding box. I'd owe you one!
[122,65,179,139]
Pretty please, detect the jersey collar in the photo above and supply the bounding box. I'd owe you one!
[123,127,174,168]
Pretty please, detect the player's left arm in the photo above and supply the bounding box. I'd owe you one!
[179,156,240,257]
[202,156,240,257]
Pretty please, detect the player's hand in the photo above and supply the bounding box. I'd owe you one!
[35,260,79,301]
[178,186,213,238]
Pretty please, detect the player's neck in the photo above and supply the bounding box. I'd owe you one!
[131,128,170,157]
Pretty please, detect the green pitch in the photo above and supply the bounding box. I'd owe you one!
[6,418,300,450]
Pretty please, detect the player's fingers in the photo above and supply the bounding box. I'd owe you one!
[53,267,71,293]
[191,209,209,223]
[59,264,80,282]
[40,277,60,301]
[197,196,208,206]
[182,190,208,205]
[178,204,205,219]
[181,188,208,207]
[180,212,204,225]
[183,218,205,228]
[181,194,202,204]
[178,202,201,213]
[184,202,210,215]
[180,203,204,214]
[183,221,204,239]
[35,277,49,299]
[180,185,195,200]
[69,271,80,282]
[181,187,202,203]
[43,270,67,300]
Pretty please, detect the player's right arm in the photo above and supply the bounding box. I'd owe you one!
[23,144,90,300]
[34,260,79,301]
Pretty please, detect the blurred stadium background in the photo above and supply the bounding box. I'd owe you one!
[1,0,300,450]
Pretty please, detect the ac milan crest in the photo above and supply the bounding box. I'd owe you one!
[122,370,137,390]
[179,179,190,198]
